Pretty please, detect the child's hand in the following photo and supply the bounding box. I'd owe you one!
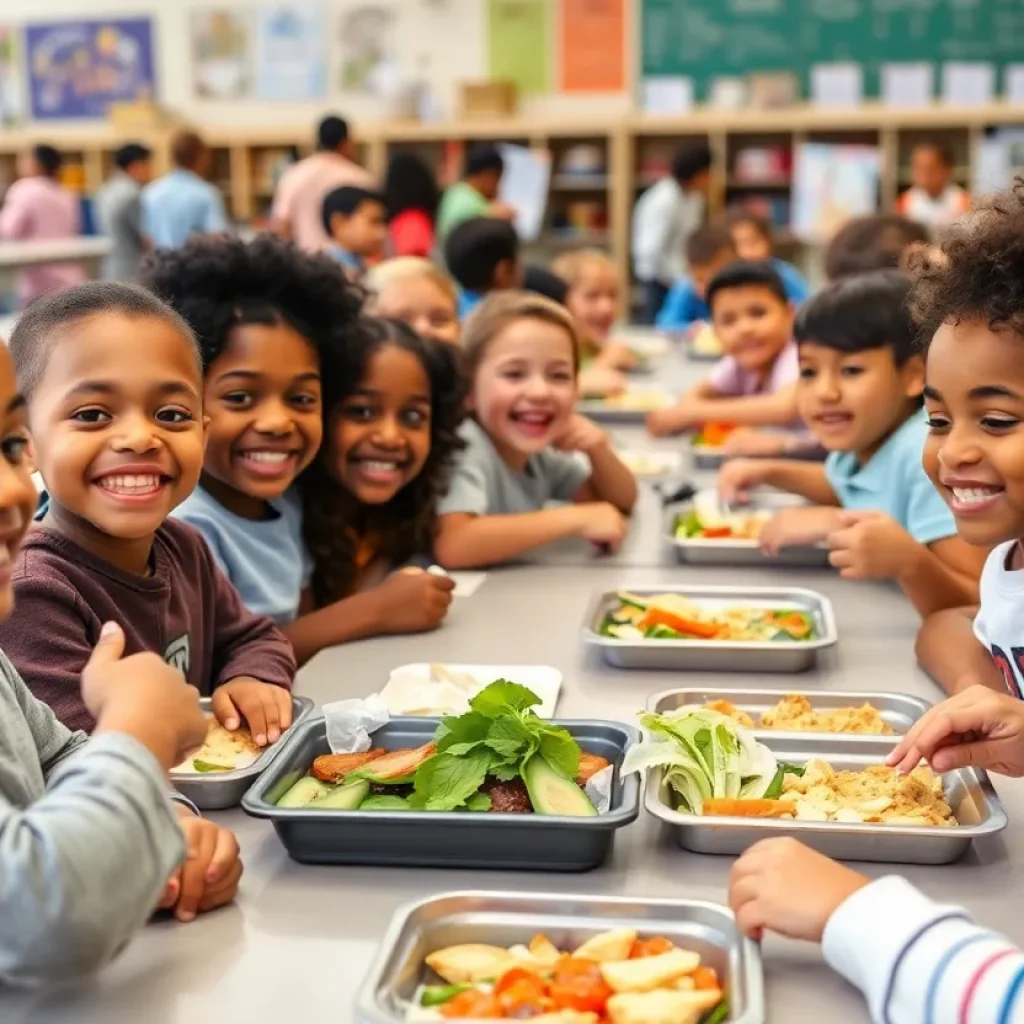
[84,622,208,772]
[212,678,293,747]
[717,458,768,504]
[553,414,607,454]
[827,510,917,579]
[729,838,870,942]
[721,428,790,458]
[645,405,691,437]
[158,809,243,923]
[373,566,456,635]
[759,506,842,555]
[574,502,627,551]
[886,684,1024,776]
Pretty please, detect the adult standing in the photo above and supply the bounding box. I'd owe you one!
[0,144,85,308]
[94,143,152,280]
[271,114,373,252]
[435,144,516,244]
[141,130,228,251]
[383,152,439,259]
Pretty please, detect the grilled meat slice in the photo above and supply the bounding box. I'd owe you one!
[482,777,532,813]
[311,748,386,783]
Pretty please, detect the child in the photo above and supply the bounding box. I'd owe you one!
[436,143,516,242]
[434,291,637,569]
[897,141,971,231]
[444,217,522,319]
[646,261,799,437]
[322,185,388,277]
[0,282,297,750]
[725,207,810,302]
[632,143,713,324]
[383,151,439,259]
[295,318,459,663]
[365,256,460,346]
[718,270,984,618]
[911,182,1024,697]
[95,142,153,282]
[654,222,737,331]
[824,212,930,281]
[731,686,1024,1024]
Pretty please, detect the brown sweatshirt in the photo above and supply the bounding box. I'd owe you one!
[0,519,296,732]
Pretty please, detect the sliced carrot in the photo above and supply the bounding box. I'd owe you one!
[701,422,737,446]
[700,526,733,539]
[702,798,793,818]
[691,966,720,990]
[639,607,721,639]
[439,990,503,1018]
[630,936,675,959]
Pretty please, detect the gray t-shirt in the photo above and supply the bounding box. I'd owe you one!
[94,172,145,281]
[438,419,591,516]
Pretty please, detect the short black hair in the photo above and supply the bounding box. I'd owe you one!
[34,144,62,177]
[914,140,954,168]
[137,234,365,375]
[9,282,199,401]
[824,214,930,281]
[383,151,439,220]
[686,222,736,267]
[114,142,152,170]
[672,143,713,185]
[522,265,568,306]
[910,179,1024,345]
[444,217,519,292]
[317,115,350,151]
[321,186,386,235]
[795,270,916,365]
[706,260,788,313]
[464,144,504,178]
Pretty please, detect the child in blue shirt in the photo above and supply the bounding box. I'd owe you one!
[718,270,984,617]
[725,206,810,302]
[322,186,387,279]
[444,217,522,319]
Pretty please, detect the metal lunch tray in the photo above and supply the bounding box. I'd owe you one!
[241,715,640,871]
[577,392,673,424]
[584,584,838,673]
[645,734,1007,864]
[692,442,729,470]
[170,695,314,810]
[647,686,933,740]
[357,890,764,1024]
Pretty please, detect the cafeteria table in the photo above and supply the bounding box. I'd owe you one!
[2,333,1021,1024]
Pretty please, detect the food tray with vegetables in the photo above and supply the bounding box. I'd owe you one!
[668,492,828,567]
[647,688,933,740]
[170,695,314,810]
[242,683,640,871]
[357,890,763,1024]
[686,324,723,362]
[577,390,673,424]
[690,424,736,471]
[585,586,837,673]
[631,710,1006,864]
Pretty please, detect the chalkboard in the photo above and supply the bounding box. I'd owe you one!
[641,0,1024,100]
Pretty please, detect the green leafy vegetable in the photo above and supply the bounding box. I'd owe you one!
[411,748,494,811]
[470,680,540,718]
[191,759,234,773]
[674,508,703,539]
[644,624,683,639]
[701,999,729,1024]
[464,792,492,812]
[359,794,411,811]
[421,983,473,1007]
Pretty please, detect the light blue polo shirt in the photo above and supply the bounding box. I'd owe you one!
[173,486,312,624]
[141,169,229,250]
[824,409,954,545]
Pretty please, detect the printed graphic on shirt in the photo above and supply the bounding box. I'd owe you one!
[988,644,1024,699]
[164,633,191,676]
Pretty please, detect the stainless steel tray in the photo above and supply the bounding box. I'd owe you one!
[584,584,838,673]
[666,497,830,567]
[692,443,728,470]
[645,735,1007,864]
[357,890,764,1024]
[170,695,314,810]
[648,687,933,740]
[242,715,640,871]
[577,394,672,424]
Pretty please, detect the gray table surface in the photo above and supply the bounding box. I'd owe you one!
[5,335,1022,1024]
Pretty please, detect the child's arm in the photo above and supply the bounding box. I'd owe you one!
[917,606,1006,696]
[680,382,801,429]
[718,457,840,506]
[561,419,637,514]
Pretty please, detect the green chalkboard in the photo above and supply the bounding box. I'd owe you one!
[641,0,1024,100]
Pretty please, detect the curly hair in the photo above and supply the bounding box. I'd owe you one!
[137,233,366,372]
[909,179,1024,345]
[301,318,465,606]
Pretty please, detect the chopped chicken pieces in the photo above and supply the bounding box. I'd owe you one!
[707,694,893,735]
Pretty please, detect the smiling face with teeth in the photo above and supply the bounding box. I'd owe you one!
[922,319,1024,549]
[199,322,323,519]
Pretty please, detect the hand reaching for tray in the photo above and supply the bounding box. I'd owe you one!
[759,506,843,555]
[886,684,1024,777]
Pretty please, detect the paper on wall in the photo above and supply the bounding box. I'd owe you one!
[641,75,693,115]
[942,62,995,106]
[497,144,551,243]
[880,63,934,108]
[810,63,863,109]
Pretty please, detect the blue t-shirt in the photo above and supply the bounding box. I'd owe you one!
[141,170,228,250]
[326,246,365,275]
[173,486,312,624]
[656,259,811,329]
[824,410,955,545]
[458,289,484,319]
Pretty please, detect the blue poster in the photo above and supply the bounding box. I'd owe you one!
[26,18,156,120]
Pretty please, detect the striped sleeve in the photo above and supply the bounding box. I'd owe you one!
[822,876,1024,1024]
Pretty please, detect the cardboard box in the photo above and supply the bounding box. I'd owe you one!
[458,80,518,119]
[108,101,178,132]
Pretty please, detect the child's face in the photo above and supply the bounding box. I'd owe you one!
[202,322,323,514]
[730,221,772,262]
[29,313,205,542]
[567,266,619,342]
[911,146,951,198]
[922,320,1024,548]
[692,250,736,300]
[471,317,576,461]
[332,201,388,259]
[328,344,432,505]
[375,277,460,346]
[711,285,793,374]
[797,342,924,460]
[0,347,40,620]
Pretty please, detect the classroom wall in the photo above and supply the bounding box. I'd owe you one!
[2,0,635,130]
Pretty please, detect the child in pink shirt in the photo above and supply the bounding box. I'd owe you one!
[0,145,85,308]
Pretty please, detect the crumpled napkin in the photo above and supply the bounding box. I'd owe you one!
[585,765,615,814]
[322,694,390,754]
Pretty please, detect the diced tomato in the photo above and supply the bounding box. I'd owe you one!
[701,422,736,446]
[550,957,612,1013]
[495,969,550,1017]
[638,607,721,639]
[439,989,504,1018]
[494,968,544,996]
[629,935,675,959]
[700,526,733,539]
[691,965,720,990]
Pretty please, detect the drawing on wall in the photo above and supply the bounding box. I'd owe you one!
[336,4,396,93]
[792,143,881,242]
[257,4,326,100]
[25,18,156,120]
[190,9,252,99]
[0,25,24,127]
